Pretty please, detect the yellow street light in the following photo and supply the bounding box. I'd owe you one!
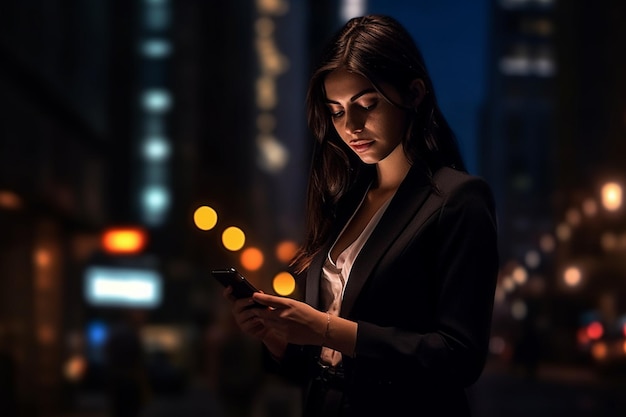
[601,182,622,211]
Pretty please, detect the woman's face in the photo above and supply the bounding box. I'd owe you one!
[324,68,409,165]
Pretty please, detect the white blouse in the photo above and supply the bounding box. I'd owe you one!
[319,191,394,366]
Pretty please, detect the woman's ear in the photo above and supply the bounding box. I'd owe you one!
[409,78,426,108]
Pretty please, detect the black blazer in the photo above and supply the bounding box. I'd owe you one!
[277,164,499,416]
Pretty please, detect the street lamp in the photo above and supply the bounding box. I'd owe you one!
[601,182,622,211]
[563,265,582,287]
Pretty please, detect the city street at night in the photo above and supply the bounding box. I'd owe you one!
[2,0,626,416]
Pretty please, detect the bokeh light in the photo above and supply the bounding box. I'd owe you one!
[601,182,622,211]
[577,328,590,345]
[142,88,172,113]
[37,325,56,345]
[143,135,171,161]
[240,247,264,271]
[87,321,108,347]
[556,223,571,241]
[565,208,581,226]
[539,233,556,253]
[0,190,22,210]
[512,266,528,285]
[591,342,607,361]
[586,321,604,340]
[563,266,582,287]
[276,240,298,264]
[489,336,506,355]
[600,232,617,251]
[501,276,515,293]
[35,249,51,268]
[102,228,147,254]
[222,227,246,251]
[581,198,598,217]
[511,300,527,320]
[193,206,218,231]
[64,355,87,382]
[273,271,295,296]
[524,250,541,269]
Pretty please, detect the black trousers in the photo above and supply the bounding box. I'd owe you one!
[303,378,351,417]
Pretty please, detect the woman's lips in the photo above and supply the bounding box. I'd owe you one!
[350,140,374,153]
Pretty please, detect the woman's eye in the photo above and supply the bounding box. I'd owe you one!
[329,100,375,119]
[361,101,377,111]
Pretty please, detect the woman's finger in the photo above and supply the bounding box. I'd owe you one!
[253,292,290,309]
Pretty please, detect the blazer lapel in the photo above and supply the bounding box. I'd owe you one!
[304,246,325,308]
[340,165,433,317]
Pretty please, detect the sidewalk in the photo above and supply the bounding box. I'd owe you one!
[469,361,626,417]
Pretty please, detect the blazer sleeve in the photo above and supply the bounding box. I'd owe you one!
[354,177,499,387]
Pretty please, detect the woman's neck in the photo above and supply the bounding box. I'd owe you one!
[373,144,411,191]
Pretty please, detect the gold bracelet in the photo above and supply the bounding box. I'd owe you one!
[323,312,331,346]
[326,312,331,339]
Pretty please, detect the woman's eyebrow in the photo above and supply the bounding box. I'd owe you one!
[325,88,377,104]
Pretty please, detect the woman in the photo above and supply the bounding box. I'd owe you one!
[225,14,498,417]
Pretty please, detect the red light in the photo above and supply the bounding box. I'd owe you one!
[576,328,589,345]
[586,321,604,340]
[102,228,147,254]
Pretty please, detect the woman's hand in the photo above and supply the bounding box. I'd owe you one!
[223,286,288,359]
[223,288,357,356]
[251,292,327,347]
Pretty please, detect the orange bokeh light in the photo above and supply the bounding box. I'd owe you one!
[591,342,607,360]
[273,271,296,296]
[102,228,147,254]
[276,240,298,264]
[240,247,264,271]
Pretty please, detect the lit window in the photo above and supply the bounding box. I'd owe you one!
[142,186,170,225]
[142,39,172,58]
[256,134,289,173]
[142,89,172,113]
[143,136,171,161]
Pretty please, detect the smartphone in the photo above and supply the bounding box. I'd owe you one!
[211,267,262,305]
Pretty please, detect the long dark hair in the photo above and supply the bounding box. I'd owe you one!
[291,14,466,273]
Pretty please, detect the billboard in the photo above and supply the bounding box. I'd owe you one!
[84,265,162,308]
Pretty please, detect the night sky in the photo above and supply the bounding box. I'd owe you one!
[368,0,490,175]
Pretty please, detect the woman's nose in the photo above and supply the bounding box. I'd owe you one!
[344,111,364,135]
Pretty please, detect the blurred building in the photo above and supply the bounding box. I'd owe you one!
[0,1,112,415]
[483,0,626,367]
[0,0,347,416]
[482,0,558,264]
[551,0,626,368]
